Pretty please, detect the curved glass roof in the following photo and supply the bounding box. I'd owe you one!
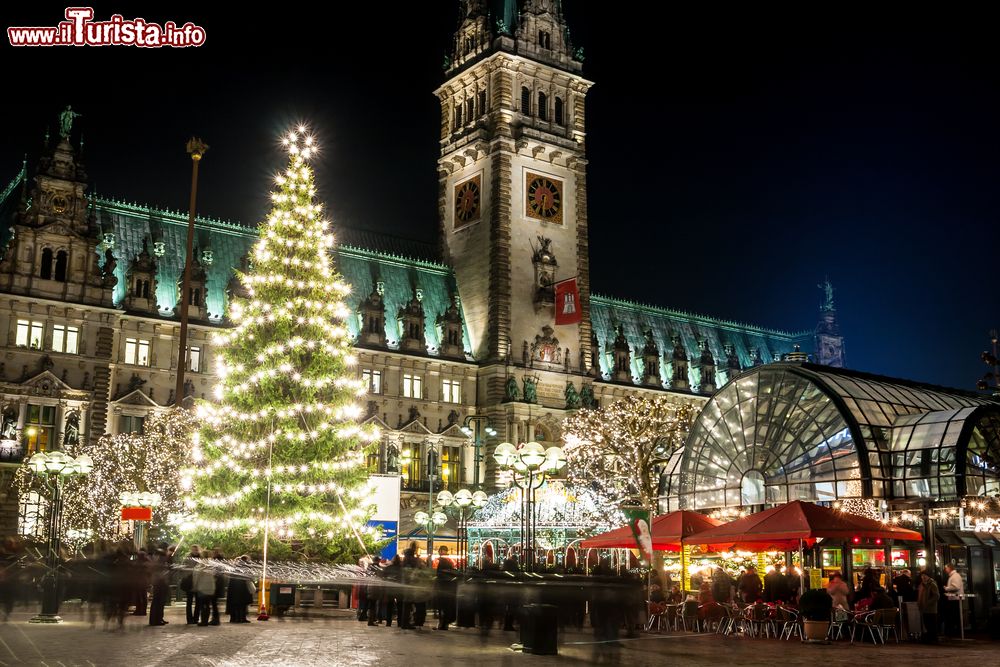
[669,362,999,510]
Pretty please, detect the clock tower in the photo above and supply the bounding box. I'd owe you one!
[436,0,593,382]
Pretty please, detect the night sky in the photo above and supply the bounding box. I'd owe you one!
[1,4,997,390]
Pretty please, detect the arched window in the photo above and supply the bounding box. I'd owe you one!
[54,250,68,282]
[521,86,531,116]
[539,31,551,49]
[466,98,474,123]
[454,104,463,130]
[478,90,487,115]
[555,97,564,125]
[538,92,548,121]
[141,280,150,298]
[40,248,53,280]
[190,288,201,307]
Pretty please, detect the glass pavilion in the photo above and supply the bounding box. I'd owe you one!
[661,362,1000,511]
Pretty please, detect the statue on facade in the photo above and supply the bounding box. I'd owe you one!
[522,376,538,404]
[386,443,400,473]
[63,410,80,447]
[504,376,520,402]
[565,382,581,410]
[102,248,118,285]
[818,277,835,312]
[580,384,596,409]
[0,407,17,440]
[59,105,81,140]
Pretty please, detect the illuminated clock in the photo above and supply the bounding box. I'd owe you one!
[525,173,563,223]
[454,175,481,228]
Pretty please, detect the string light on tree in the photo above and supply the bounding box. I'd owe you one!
[184,126,380,561]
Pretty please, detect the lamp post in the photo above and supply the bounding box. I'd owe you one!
[460,416,497,488]
[414,509,448,561]
[26,451,93,623]
[437,488,488,570]
[492,442,565,570]
[119,490,162,552]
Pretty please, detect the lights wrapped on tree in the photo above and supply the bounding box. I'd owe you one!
[183,127,380,563]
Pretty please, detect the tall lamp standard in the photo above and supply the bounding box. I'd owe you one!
[414,509,448,561]
[492,442,565,570]
[119,491,162,552]
[460,416,497,488]
[437,488,488,570]
[26,451,93,623]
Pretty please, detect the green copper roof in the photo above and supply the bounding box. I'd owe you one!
[590,294,812,388]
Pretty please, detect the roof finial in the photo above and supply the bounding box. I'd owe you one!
[818,276,835,312]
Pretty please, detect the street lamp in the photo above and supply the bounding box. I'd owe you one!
[26,450,93,623]
[414,509,448,560]
[119,490,162,551]
[460,416,497,488]
[493,442,566,570]
[437,487,488,570]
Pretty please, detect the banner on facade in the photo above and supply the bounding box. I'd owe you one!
[554,277,581,325]
[366,474,401,560]
[622,506,653,566]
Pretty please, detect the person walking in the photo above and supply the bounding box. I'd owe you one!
[942,564,964,637]
[210,550,227,626]
[183,545,202,624]
[826,572,850,610]
[918,570,940,644]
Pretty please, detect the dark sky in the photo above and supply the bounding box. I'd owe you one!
[2,3,997,390]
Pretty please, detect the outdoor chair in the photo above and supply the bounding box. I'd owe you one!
[744,602,774,638]
[875,607,899,643]
[851,611,883,645]
[776,606,801,641]
[646,601,670,632]
[827,608,851,641]
[680,599,701,632]
[701,602,727,633]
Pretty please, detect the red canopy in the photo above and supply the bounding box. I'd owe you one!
[580,510,721,551]
[682,500,924,551]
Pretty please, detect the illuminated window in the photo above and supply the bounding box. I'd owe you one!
[16,320,44,349]
[23,404,56,454]
[362,369,382,394]
[403,374,422,399]
[441,446,460,487]
[124,338,150,366]
[187,346,201,373]
[119,415,145,434]
[442,379,462,404]
[51,324,79,354]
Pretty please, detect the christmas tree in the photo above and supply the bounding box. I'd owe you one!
[182,128,380,561]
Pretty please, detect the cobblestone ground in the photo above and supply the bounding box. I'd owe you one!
[0,604,993,666]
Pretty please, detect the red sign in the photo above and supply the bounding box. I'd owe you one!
[554,277,581,325]
[121,506,152,521]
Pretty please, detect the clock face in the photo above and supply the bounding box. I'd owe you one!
[526,172,563,223]
[454,175,481,228]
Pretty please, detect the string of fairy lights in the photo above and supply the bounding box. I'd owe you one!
[182,127,380,551]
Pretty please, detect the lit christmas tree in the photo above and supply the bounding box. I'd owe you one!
[182,128,380,561]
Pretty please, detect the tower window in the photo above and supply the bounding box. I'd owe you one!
[54,250,68,282]
[521,87,532,116]
[539,31,551,49]
[454,104,463,130]
[466,99,474,123]
[555,97,564,125]
[538,92,548,121]
[40,248,53,280]
[478,90,487,116]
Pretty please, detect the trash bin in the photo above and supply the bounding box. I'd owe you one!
[520,604,558,655]
[269,583,297,616]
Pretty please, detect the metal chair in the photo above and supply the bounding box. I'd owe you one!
[827,607,851,641]
[776,606,801,641]
[646,601,669,632]
[745,602,774,638]
[680,599,701,632]
[875,607,899,643]
[851,611,882,645]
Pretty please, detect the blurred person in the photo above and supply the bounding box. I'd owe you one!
[130,549,150,616]
[826,572,849,610]
[183,545,202,624]
[210,549,227,625]
[192,553,217,626]
[942,564,964,637]
[918,570,939,644]
[738,566,762,603]
[710,566,733,603]
[764,564,790,603]
[869,586,894,611]
[892,568,915,603]
[382,554,402,627]
[226,555,254,623]
[435,546,457,630]
[147,543,171,626]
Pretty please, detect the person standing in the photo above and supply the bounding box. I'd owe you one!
[826,572,850,610]
[738,567,763,603]
[210,550,227,626]
[942,564,964,637]
[892,568,915,604]
[226,558,254,623]
[710,567,732,603]
[435,546,457,630]
[918,570,939,644]
[147,543,171,626]
[192,557,217,626]
[764,564,790,603]
[184,545,202,624]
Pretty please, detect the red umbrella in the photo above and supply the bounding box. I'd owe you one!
[682,500,923,551]
[580,510,721,551]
